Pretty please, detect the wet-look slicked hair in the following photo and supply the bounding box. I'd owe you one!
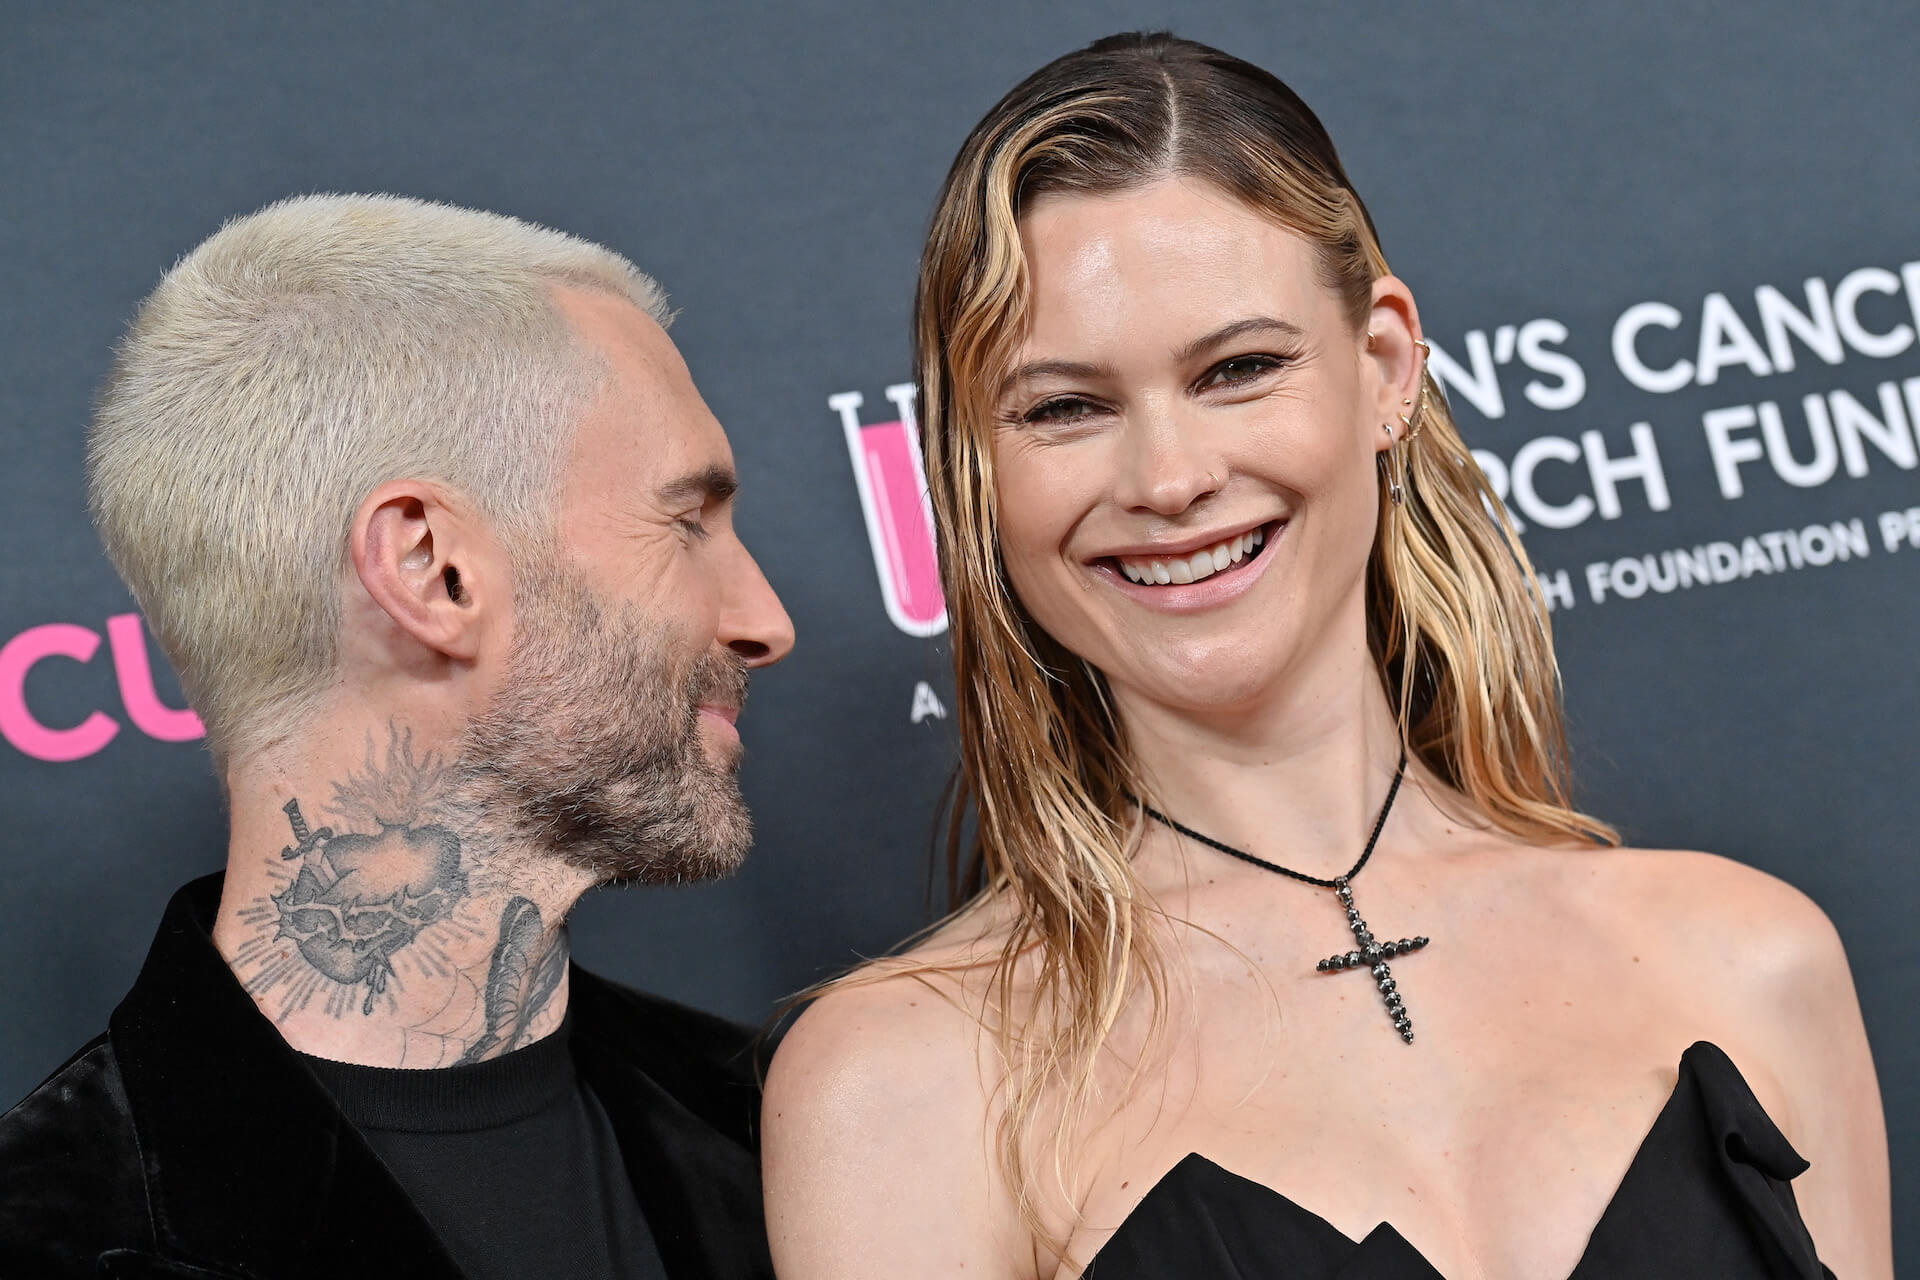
[88,194,669,767]
[897,31,1617,1252]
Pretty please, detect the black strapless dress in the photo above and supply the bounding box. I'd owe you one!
[1085,1042,1830,1279]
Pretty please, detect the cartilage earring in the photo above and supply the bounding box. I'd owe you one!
[1400,377,1431,442]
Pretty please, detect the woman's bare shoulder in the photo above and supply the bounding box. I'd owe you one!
[1565,844,1845,982]
[767,889,1034,1117]
[769,903,1019,1095]
[767,962,992,1116]
[1570,843,1890,1273]
[1552,843,1861,1100]
[761,912,1032,1279]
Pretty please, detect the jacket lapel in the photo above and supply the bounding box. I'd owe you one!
[108,875,466,1280]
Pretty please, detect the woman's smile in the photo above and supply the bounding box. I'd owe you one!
[1086,517,1287,612]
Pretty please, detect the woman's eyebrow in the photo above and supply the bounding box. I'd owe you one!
[998,358,1117,396]
[998,317,1307,396]
[1174,315,1306,365]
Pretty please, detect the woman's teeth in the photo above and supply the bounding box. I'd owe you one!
[1117,527,1265,585]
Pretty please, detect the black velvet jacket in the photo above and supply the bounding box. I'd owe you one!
[0,875,775,1280]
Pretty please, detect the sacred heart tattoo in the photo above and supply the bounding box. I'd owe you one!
[271,797,468,1014]
[230,727,485,1024]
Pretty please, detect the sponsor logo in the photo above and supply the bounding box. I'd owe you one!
[829,384,946,637]
[0,613,203,762]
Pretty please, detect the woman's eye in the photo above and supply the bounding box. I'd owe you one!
[1204,355,1281,388]
[1023,396,1103,425]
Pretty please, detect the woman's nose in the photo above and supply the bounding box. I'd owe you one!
[1114,404,1225,515]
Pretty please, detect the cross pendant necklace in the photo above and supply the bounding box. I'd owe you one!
[1318,876,1428,1042]
[1142,752,1430,1044]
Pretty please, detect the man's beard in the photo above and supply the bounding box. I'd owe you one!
[456,566,753,885]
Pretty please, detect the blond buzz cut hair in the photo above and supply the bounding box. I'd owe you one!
[87,193,670,769]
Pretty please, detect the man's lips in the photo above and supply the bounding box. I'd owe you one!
[697,705,741,745]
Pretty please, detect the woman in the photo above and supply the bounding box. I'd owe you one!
[763,33,1890,1279]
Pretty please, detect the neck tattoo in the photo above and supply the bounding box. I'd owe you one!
[1143,751,1429,1044]
[225,724,570,1066]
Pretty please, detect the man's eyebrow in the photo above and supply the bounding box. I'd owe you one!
[656,464,738,507]
[1174,316,1306,366]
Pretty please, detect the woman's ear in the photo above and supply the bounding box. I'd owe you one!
[1364,277,1427,455]
[349,480,496,662]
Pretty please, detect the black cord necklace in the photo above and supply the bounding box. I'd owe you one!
[1142,751,1430,1044]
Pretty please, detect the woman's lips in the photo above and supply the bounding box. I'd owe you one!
[1113,523,1267,585]
[1092,519,1286,612]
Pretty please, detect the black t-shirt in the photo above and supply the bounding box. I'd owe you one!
[300,1019,665,1280]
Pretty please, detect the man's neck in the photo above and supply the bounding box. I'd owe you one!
[211,722,596,1068]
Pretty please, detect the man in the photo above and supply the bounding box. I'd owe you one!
[0,194,794,1279]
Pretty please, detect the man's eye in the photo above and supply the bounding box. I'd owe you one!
[1023,396,1102,424]
[1203,355,1283,388]
[677,516,709,540]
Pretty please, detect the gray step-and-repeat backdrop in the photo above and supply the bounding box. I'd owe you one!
[3,0,1914,1257]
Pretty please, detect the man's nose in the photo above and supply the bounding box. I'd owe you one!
[720,543,795,668]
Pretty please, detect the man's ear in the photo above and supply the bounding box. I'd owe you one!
[1363,276,1427,455]
[349,480,497,662]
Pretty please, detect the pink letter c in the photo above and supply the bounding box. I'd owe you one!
[0,624,121,762]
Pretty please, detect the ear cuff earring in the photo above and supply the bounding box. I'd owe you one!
[1369,337,1432,507]
[1399,338,1433,443]
[1384,338,1435,508]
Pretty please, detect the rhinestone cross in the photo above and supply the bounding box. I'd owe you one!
[1315,876,1429,1043]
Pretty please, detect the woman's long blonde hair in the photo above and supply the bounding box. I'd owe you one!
[905,31,1614,1243]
